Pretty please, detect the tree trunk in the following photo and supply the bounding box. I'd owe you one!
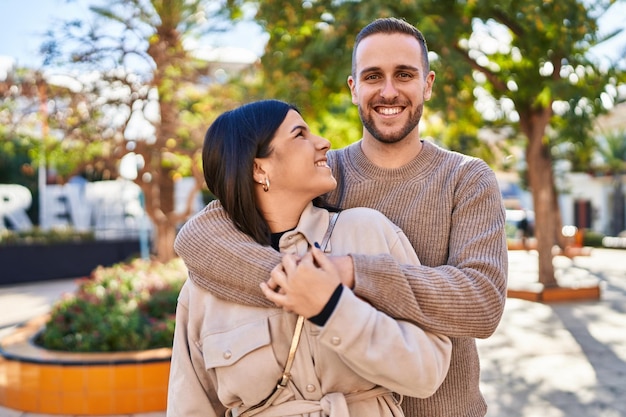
[154,218,177,262]
[143,25,183,263]
[135,146,179,262]
[519,106,559,288]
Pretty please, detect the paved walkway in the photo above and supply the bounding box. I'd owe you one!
[1,248,625,417]
[478,249,626,417]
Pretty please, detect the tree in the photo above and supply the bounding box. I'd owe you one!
[0,67,90,224]
[428,0,623,286]
[246,0,625,288]
[0,70,45,205]
[39,0,250,261]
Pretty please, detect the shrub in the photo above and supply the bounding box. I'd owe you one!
[583,230,605,247]
[35,258,187,352]
[0,227,95,246]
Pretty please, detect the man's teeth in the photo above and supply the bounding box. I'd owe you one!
[378,107,401,115]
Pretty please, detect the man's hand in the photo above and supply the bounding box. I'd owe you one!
[260,248,341,317]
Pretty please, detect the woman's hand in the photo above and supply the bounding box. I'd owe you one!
[260,247,341,317]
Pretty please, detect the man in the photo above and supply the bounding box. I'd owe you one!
[175,17,508,417]
[517,210,532,250]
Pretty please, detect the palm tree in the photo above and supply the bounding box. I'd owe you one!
[596,129,626,236]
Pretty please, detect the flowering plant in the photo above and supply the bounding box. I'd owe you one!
[35,258,187,352]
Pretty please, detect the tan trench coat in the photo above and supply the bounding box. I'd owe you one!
[167,203,451,417]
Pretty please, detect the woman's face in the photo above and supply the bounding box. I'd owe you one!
[256,109,337,200]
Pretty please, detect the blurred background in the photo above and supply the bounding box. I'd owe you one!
[1,0,625,272]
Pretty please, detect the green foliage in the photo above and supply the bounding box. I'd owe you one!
[36,258,187,352]
[552,96,602,172]
[0,228,95,246]
[505,222,519,239]
[0,131,41,222]
[253,0,377,146]
[595,129,626,174]
[583,230,606,247]
[311,93,362,150]
[0,133,37,184]
[250,0,623,167]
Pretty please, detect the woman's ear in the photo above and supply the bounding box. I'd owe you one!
[252,158,267,184]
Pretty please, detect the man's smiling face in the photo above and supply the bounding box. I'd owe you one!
[348,33,434,144]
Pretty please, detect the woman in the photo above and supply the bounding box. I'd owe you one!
[168,100,451,417]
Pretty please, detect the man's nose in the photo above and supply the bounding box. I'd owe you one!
[380,79,399,99]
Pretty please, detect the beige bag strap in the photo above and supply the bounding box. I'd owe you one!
[236,212,340,417]
[278,314,305,386]
[319,212,340,252]
[236,315,304,417]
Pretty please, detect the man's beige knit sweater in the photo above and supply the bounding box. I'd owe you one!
[175,140,509,417]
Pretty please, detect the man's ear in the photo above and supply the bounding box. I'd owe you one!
[347,76,358,105]
[423,71,436,101]
[252,158,267,184]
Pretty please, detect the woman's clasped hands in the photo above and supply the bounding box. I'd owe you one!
[260,247,349,318]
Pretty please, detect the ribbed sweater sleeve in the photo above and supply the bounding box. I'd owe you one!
[174,200,279,307]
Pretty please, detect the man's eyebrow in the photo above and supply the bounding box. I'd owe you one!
[359,64,421,77]
[396,64,420,72]
[358,66,381,76]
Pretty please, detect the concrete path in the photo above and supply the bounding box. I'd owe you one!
[478,249,626,417]
[1,248,625,417]
[0,279,78,341]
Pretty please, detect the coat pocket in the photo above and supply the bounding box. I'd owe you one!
[203,318,283,407]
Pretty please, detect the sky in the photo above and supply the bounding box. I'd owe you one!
[0,0,266,70]
[0,0,90,68]
[0,0,624,71]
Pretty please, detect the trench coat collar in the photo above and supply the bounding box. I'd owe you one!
[277,203,332,255]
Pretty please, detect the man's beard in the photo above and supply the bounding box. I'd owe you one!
[359,102,423,144]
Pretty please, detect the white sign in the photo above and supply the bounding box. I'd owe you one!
[0,184,33,230]
[0,179,203,236]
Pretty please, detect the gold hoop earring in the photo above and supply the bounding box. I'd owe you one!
[262,178,270,192]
